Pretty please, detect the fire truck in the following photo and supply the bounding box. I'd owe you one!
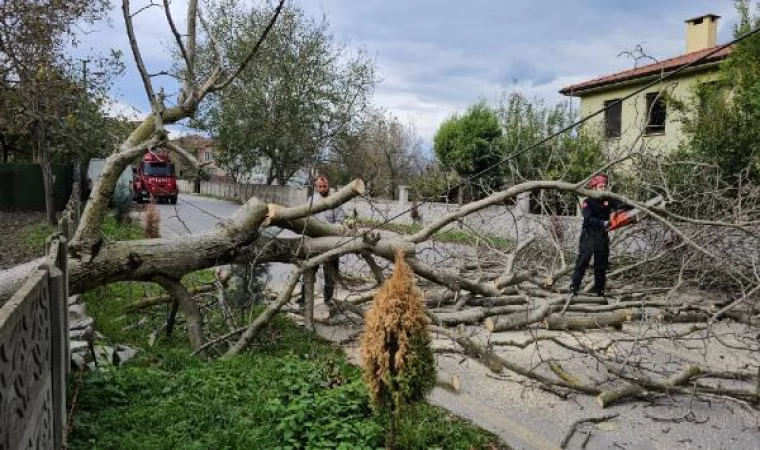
[132,149,178,204]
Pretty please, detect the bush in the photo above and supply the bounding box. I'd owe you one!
[361,250,436,448]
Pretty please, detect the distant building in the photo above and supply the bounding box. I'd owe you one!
[170,135,228,181]
[170,135,311,186]
[560,14,731,156]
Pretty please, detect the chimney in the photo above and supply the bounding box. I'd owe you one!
[685,14,720,53]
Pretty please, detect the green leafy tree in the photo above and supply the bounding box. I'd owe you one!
[433,100,503,195]
[497,92,605,184]
[674,0,760,186]
[0,0,115,222]
[496,92,606,214]
[194,1,375,185]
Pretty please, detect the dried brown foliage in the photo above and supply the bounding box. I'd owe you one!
[143,202,161,239]
[360,250,435,411]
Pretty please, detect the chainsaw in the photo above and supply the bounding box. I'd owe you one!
[608,195,664,231]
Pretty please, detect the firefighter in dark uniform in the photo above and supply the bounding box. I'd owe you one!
[570,173,631,297]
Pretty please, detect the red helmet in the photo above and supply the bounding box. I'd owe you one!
[589,173,608,188]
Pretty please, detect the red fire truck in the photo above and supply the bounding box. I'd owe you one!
[132,149,178,204]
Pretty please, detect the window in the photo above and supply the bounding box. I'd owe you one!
[645,92,666,135]
[204,152,213,162]
[604,99,622,138]
[144,162,175,176]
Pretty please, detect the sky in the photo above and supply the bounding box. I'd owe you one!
[71,0,740,144]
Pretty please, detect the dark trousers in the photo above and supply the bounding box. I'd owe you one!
[570,232,609,294]
[300,258,340,304]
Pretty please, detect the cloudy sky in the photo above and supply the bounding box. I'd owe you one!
[73,0,740,143]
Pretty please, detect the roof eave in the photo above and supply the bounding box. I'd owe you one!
[559,60,723,97]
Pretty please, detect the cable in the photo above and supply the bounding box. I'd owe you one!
[345,24,760,240]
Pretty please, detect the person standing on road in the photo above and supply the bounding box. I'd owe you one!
[569,173,631,297]
[300,175,345,309]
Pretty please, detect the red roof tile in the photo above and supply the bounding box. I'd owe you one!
[559,44,732,96]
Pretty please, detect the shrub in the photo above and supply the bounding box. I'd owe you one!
[360,250,436,448]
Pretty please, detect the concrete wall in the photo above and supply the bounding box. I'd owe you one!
[179,180,665,256]
[345,192,586,246]
[0,237,69,449]
[177,180,308,206]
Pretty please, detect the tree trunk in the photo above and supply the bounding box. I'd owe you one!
[1,134,8,162]
[78,157,90,202]
[37,127,57,225]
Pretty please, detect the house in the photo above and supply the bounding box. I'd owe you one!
[169,135,311,186]
[170,135,228,181]
[560,14,731,156]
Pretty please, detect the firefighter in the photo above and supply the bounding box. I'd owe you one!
[569,173,631,297]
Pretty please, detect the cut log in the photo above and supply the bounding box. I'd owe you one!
[566,295,609,305]
[596,384,644,408]
[432,305,525,326]
[660,309,758,326]
[484,304,554,332]
[659,310,710,323]
[436,371,462,392]
[545,310,642,331]
[467,295,528,307]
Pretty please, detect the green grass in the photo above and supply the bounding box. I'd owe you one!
[100,215,144,241]
[67,213,507,449]
[22,221,57,249]
[22,214,142,252]
[70,273,507,450]
[358,218,513,250]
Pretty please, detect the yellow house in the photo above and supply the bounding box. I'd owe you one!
[560,14,731,156]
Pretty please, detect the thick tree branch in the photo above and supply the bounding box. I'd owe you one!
[122,0,156,104]
[266,179,365,224]
[162,0,191,78]
[155,276,205,350]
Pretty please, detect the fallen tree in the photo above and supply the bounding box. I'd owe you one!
[0,0,758,411]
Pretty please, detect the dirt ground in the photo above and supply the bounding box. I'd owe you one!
[0,211,49,270]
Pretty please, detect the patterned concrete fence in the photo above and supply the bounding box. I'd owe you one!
[0,183,79,450]
[177,179,308,206]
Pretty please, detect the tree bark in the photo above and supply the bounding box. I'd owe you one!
[303,268,315,332]
[545,310,641,331]
[37,128,56,225]
[155,276,205,351]
[484,304,555,332]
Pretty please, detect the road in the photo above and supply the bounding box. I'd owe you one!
[145,193,760,450]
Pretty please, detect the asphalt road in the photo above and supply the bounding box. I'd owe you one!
[154,193,240,237]
[147,193,760,450]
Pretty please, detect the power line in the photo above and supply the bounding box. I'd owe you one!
[348,24,760,239]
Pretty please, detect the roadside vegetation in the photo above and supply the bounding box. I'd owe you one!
[65,217,507,449]
[68,280,506,449]
[1,213,56,269]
